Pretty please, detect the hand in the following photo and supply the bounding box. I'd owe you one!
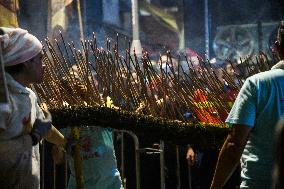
[39,102,48,110]
[186,147,196,166]
[30,110,52,145]
[52,145,65,164]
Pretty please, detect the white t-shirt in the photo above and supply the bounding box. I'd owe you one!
[0,73,43,189]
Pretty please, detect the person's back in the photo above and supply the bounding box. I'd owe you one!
[230,67,284,188]
[272,117,284,189]
[61,126,122,189]
[60,66,122,189]
[210,21,284,189]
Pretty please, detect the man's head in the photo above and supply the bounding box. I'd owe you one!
[274,21,284,60]
[0,27,44,84]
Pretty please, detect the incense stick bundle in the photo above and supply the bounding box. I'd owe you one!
[34,33,277,128]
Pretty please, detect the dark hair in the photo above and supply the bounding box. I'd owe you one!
[272,117,284,189]
[0,28,4,35]
[277,21,284,52]
[5,63,26,76]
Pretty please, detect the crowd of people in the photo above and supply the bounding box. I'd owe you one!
[0,19,284,189]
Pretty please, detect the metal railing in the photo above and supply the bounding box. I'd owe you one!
[40,128,190,189]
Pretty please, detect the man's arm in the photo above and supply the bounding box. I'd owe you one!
[36,104,66,147]
[44,125,66,147]
[210,124,251,189]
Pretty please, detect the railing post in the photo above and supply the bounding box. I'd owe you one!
[160,140,165,189]
[40,142,45,189]
[176,145,181,189]
[115,130,141,189]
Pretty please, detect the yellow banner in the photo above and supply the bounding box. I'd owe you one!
[48,0,72,37]
[0,3,18,27]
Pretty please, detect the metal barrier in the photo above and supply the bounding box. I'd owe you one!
[40,128,192,189]
[113,130,166,189]
[114,130,141,189]
[40,140,68,189]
